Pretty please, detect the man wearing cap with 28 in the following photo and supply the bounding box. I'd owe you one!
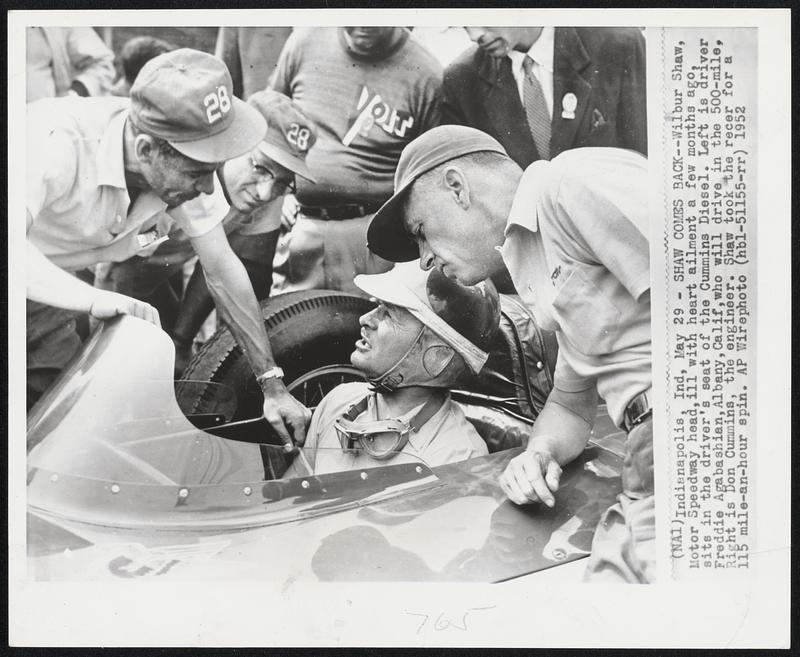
[367,125,654,583]
[26,49,310,447]
[96,89,318,374]
[283,261,495,478]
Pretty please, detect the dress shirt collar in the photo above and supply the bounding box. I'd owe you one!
[504,160,551,236]
[508,27,555,78]
[96,107,130,190]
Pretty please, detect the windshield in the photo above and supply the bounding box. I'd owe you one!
[27,316,439,530]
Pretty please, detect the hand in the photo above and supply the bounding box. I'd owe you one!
[499,449,562,507]
[260,377,312,452]
[89,291,161,326]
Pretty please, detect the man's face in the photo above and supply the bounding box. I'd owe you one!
[344,27,398,56]
[221,147,296,214]
[403,184,505,286]
[139,142,221,208]
[464,27,543,58]
[351,302,424,378]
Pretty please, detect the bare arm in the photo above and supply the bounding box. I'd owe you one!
[499,384,598,507]
[189,224,311,446]
[27,239,160,324]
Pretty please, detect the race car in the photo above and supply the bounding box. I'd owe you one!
[27,291,624,582]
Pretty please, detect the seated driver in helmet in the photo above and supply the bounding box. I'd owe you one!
[283,260,500,477]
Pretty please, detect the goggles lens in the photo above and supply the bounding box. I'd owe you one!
[334,417,410,460]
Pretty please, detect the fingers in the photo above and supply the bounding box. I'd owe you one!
[500,451,559,508]
[263,396,312,453]
[130,298,160,326]
[263,404,294,450]
[545,459,562,493]
[499,455,534,505]
[90,292,160,326]
[523,454,555,508]
[287,403,312,447]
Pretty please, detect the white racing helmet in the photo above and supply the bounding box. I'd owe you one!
[354,261,501,392]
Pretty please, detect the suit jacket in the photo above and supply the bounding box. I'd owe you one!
[442,27,647,167]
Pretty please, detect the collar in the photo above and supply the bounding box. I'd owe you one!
[508,27,555,77]
[96,107,130,189]
[504,160,552,237]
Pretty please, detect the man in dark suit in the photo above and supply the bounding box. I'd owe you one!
[443,27,647,168]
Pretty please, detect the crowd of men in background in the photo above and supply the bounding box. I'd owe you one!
[25,25,652,582]
[26,26,646,380]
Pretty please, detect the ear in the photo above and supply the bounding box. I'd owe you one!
[442,165,471,211]
[134,134,157,165]
[422,344,455,378]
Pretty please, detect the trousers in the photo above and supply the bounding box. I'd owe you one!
[583,415,656,583]
[270,212,393,296]
[26,300,82,410]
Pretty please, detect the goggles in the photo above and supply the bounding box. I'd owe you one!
[334,392,446,461]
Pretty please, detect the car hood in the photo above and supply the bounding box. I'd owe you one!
[27,315,624,583]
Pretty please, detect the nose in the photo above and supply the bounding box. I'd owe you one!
[255,179,275,202]
[359,308,379,328]
[465,27,487,43]
[418,242,435,271]
[196,173,215,196]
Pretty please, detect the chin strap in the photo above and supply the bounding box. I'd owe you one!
[367,325,426,393]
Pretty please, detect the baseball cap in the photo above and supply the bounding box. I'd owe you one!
[367,125,509,263]
[130,48,266,163]
[354,261,500,374]
[248,89,318,183]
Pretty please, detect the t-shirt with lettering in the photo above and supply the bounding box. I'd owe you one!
[269,28,442,205]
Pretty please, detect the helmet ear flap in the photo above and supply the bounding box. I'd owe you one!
[421,344,455,378]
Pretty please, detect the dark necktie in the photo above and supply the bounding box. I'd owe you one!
[522,55,551,160]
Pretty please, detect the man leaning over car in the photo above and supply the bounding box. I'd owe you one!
[25,48,310,447]
[366,125,654,583]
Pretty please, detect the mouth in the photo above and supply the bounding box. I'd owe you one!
[481,38,508,56]
[439,263,456,279]
[168,192,196,207]
[240,190,259,210]
[354,331,371,351]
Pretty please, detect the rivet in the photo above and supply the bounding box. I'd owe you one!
[50,474,59,483]
[178,488,189,498]
[552,548,567,560]
[111,484,120,494]
[301,480,310,489]
[360,472,368,480]
[243,486,252,496]
[536,361,543,370]
[415,466,423,474]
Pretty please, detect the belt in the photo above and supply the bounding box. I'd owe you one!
[298,201,384,221]
[622,390,652,433]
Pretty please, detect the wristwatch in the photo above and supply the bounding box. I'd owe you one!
[256,366,285,386]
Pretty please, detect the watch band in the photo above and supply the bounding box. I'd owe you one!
[256,366,285,385]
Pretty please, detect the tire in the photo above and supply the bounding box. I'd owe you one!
[177,290,373,423]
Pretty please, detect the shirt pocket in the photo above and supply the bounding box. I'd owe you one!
[551,266,621,356]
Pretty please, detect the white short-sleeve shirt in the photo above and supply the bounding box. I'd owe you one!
[501,147,652,427]
[26,96,228,271]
